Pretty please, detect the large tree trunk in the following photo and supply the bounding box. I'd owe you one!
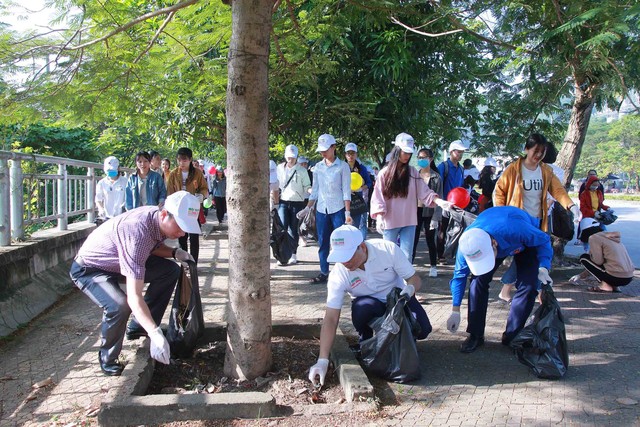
[223,0,273,380]
[556,78,598,188]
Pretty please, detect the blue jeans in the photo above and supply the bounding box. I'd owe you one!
[350,211,369,241]
[316,208,346,274]
[351,295,432,341]
[383,225,416,262]
[467,246,540,341]
[69,255,180,364]
[278,200,306,254]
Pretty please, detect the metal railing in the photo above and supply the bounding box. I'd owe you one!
[0,150,133,246]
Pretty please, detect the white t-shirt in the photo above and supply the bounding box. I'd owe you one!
[326,239,416,310]
[181,171,189,191]
[138,177,148,206]
[521,164,543,218]
[95,176,127,218]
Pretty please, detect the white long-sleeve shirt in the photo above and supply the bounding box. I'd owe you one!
[309,157,351,214]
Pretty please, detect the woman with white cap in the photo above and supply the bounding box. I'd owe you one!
[96,156,128,220]
[370,133,452,261]
[276,144,311,265]
[296,134,352,284]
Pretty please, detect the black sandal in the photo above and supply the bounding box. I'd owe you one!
[311,273,328,284]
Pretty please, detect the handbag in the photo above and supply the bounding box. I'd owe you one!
[350,192,367,216]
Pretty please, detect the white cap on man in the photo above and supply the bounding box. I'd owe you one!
[484,157,498,168]
[164,191,202,235]
[327,225,364,263]
[317,134,336,152]
[448,140,467,153]
[285,144,299,159]
[298,156,308,164]
[394,133,415,154]
[458,228,495,276]
[103,156,119,173]
[345,142,358,152]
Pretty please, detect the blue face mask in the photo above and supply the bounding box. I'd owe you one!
[107,170,118,178]
[417,159,429,169]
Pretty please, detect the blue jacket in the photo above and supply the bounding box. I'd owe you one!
[450,206,552,306]
[125,170,167,210]
[437,159,465,198]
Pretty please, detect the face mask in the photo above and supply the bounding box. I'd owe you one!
[589,185,598,191]
[417,159,429,168]
[107,170,118,178]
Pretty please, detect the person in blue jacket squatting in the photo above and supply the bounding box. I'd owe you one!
[308,224,431,386]
[446,206,554,353]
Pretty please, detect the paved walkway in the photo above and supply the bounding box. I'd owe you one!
[1,217,639,426]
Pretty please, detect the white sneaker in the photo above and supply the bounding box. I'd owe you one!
[429,266,438,278]
[276,260,284,266]
[288,254,298,265]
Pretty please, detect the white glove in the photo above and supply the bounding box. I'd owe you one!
[429,220,439,231]
[345,210,352,225]
[174,248,195,262]
[447,311,461,333]
[195,193,204,203]
[594,211,602,219]
[569,205,581,223]
[296,207,310,220]
[434,198,454,211]
[400,284,415,298]
[375,216,385,234]
[149,326,171,364]
[308,358,329,386]
[538,267,553,286]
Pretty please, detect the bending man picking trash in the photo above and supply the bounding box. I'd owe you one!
[446,206,554,353]
[308,224,432,386]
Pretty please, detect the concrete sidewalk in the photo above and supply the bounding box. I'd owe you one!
[1,218,639,426]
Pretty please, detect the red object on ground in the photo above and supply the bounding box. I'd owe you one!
[447,187,471,209]
[208,166,217,175]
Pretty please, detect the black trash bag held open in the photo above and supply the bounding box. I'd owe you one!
[298,203,317,242]
[443,208,477,260]
[550,202,574,240]
[270,208,296,264]
[510,284,569,379]
[167,260,205,358]
[360,288,422,383]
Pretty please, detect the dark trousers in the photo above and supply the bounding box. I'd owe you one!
[214,196,227,222]
[467,246,539,342]
[436,214,450,259]
[69,255,180,364]
[579,253,632,287]
[351,295,432,341]
[278,200,306,254]
[179,228,201,263]
[411,208,438,266]
[316,208,346,275]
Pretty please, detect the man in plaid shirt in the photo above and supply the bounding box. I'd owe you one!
[70,191,201,376]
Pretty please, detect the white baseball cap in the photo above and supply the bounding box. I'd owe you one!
[448,140,467,152]
[103,156,119,173]
[464,167,480,181]
[578,218,600,240]
[317,134,336,152]
[164,191,202,235]
[484,157,498,168]
[327,225,364,263]
[284,144,298,159]
[394,133,415,154]
[345,142,358,152]
[298,156,308,164]
[458,228,495,276]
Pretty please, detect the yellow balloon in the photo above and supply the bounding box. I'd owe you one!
[350,172,364,191]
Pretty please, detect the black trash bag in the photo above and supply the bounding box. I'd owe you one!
[167,260,205,358]
[270,208,296,264]
[550,202,574,240]
[298,204,317,242]
[443,208,477,260]
[350,192,368,216]
[360,288,422,383]
[510,284,569,379]
[597,209,617,225]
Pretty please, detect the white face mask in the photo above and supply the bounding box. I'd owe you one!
[589,185,598,191]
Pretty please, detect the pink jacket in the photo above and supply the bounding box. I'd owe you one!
[370,165,438,229]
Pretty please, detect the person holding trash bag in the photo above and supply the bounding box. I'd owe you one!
[447,206,554,353]
[308,225,431,386]
[69,191,200,376]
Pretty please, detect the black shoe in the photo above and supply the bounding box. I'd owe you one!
[349,344,362,359]
[501,332,513,346]
[310,273,328,284]
[98,352,124,376]
[125,328,148,340]
[460,334,485,353]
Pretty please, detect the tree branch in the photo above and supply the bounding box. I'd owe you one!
[133,11,176,64]
[389,17,463,38]
[604,56,640,111]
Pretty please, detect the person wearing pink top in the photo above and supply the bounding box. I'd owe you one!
[370,133,453,260]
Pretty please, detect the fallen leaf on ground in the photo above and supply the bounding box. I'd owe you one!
[32,378,53,389]
[616,398,638,405]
